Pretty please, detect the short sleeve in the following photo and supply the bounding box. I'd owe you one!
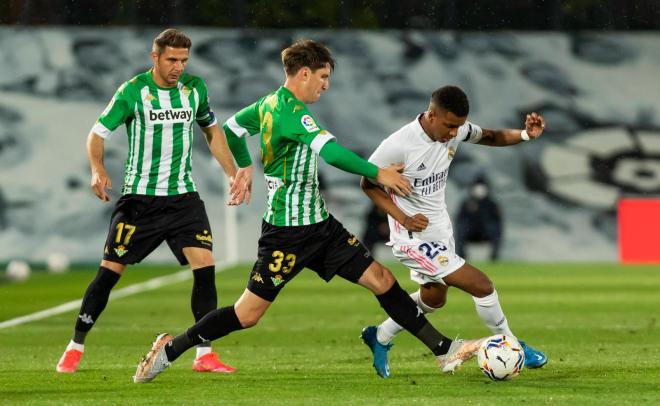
[458,121,483,144]
[92,83,132,139]
[223,99,263,138]
[281,105,335,154]
[194,78,217,128]
[368,134,405,168]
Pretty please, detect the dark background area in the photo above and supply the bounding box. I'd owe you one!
[2,0,660,30]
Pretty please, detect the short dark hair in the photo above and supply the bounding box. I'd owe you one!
[431,86,469,117]
[153,28,192,54]
[281,39,335,76]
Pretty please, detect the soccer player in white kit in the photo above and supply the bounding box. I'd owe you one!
[360,86,548,378]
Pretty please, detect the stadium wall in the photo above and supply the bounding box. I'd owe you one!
[2,28,659,263]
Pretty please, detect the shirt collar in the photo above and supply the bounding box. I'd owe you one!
[414,113,435,144]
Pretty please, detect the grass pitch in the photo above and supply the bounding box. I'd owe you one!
[1,263,659,405]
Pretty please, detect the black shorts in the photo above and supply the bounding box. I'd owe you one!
[102,192,212,265]
[247,215,374,302]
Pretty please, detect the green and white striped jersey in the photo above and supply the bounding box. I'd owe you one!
[223,87,336,226]
[92,70,216,196]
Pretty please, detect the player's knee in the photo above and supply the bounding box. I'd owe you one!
[373,264,396,292]
[361,262,396,295]
[425,295,446,309]
[100,260,126,275]
[473,279,495,298]
[238,312,262,328]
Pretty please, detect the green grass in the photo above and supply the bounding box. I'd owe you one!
[1,263,659,405]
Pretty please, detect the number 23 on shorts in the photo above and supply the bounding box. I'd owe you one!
[418,241,447,260]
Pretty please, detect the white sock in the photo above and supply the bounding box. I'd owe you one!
[195,346,212,358]
[472,290,514,337]
[66,340,84,352]
[376,290,437,345]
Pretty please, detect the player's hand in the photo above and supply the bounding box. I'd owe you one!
[403,213,428,232]
[229,166,253,206]
[524,112,545,139]
[376,163,411,197]
[90,169,111,202]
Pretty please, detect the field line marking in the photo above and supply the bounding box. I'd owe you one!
[0,260,234,330]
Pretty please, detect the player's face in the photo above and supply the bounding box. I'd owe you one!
[430,108,466,143]
[151,46,189,87]
[304,64,331,103]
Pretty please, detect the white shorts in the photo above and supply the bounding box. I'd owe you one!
[392,237,465,285]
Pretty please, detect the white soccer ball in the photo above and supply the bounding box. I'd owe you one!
[47,253,71,274]
[477,334,525,381]
[6,260,31,282]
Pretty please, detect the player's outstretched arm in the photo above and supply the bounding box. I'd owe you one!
[477,112,546,147]
[319,141,411,196]
[375,163,412,197]
[202,124,238,180]
[223,125,253,206]
[86,131,112,202]
[360,177,427,232]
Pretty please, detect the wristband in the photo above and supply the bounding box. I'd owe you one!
[520,129,530,141]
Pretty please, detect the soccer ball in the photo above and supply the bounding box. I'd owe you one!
[477,334,525,381]
[6,260,31,282]
[47,253,71,274]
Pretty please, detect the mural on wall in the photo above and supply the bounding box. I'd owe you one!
[1,28,659,262]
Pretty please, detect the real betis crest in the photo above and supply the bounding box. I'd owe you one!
[114,245,128,257]
[271,275,284,286]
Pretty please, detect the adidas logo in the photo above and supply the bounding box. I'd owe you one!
[416,163,426,171]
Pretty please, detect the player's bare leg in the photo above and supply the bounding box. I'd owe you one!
[443,263,547,368]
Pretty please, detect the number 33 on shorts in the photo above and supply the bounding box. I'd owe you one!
[268,250,297,273]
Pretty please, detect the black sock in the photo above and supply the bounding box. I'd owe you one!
[73,266,120,344]
[165,306,243,362]
[191,266,217,349]
[375,281,452,356]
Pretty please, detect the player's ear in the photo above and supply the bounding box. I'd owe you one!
[299,66,310,81]
[150,51,159,65]
[427,106,437,121]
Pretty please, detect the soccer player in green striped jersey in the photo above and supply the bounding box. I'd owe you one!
[57,29,237,375]
[135,40,480,383]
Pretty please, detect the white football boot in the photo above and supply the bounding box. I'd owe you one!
[133,333,174,383]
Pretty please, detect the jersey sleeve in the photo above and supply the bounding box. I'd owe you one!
[458,121,483,144]
[91,82,133,139]
[280,105,336,154]
[194,78,217,128]
[223,99,263,139]
[368,134,405,168]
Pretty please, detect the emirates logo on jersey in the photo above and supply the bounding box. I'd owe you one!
[413,169,448,196]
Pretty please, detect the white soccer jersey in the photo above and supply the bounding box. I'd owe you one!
[368,114,482,246]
